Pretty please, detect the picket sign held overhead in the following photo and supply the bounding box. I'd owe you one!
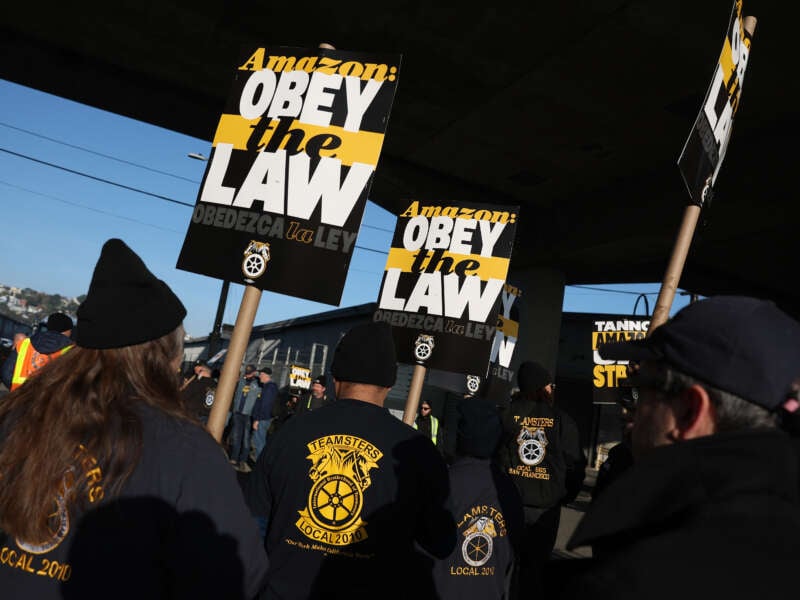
[372,199,519,423]
[651,3,756,333]
[425,281,522,406]
[177,44,401,304]
[178,43,401,442]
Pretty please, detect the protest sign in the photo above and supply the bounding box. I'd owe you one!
[652,3,755,332]
[289,364,312,390]
[426,282,521,401]
[678,0,755,205]
[592,317,650,404]
[481,283,522,403]
[374,199,518,375]
[177,45,401,305]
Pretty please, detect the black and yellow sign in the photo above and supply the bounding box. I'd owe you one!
[289,365,312,390]
[296,434,382,547]
[177,46,401,305]
[678,0,753,205]
[481,283,521,402]
[592,317,650,404]
[373,200,518,375]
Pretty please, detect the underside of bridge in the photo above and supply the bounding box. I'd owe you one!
[2,0,796,314]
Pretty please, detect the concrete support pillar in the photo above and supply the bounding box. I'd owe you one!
[508,266,565,380]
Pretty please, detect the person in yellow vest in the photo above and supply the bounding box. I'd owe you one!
[414,399,442,450]
[1,312,74,391]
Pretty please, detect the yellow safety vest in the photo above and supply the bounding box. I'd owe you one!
[11,337,72,391]
[413,415,439,445]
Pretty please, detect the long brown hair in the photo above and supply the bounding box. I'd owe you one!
[0,326,188,544]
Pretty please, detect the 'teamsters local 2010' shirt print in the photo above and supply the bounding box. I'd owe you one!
[296,434,383,547]
[452,505,508,575]
[0,444,104,584]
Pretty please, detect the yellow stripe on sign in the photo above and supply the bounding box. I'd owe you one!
[212,115,385,167]
[497,315,519,338]
[384,247,510,281]
[719,37,735,86]
[592,330,647,350]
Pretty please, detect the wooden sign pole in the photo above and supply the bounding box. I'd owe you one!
[206,42,338,442]
[648,204,702,333]
[206,285,263,442]
[649,15,756,336]
[402,364,427,425]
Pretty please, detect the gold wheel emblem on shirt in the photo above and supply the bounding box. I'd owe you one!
[296,435,383,546]
[309,474,362,531]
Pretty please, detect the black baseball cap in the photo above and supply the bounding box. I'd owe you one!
[599,296,800,412]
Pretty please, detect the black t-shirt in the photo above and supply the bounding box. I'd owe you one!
[247,398,456,600]
[432,457,524,600]
[496,398,567,509]
[0,404,267,599]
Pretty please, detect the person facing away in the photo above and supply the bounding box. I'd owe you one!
[1,311,74,391]
[229,364,261,472]
[495,360,585,596]
[247,321,456,600]
[251,367,278,463]
[432,395,524,600]
[559,295,800,600]
[0,238,267,600]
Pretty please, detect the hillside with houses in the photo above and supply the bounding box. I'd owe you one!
[0,283,83,327]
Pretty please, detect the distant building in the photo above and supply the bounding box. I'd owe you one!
[184,302,636,464]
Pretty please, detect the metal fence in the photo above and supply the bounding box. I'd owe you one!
[249,342,330,389]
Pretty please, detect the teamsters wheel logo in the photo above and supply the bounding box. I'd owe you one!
[16,493,70,554]
[461,516,497,567]
[242,240,271,281]
[309,474,363,531]
[413,334,435,363]
[517,427,548,466]
[466,375,481,395]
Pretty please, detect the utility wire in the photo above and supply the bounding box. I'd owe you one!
[0,121,202,184]
[0,147,396,236]
[0,147,195,207]
[0,180,183,234]
[568,284,660,296]
[0,127,397,234]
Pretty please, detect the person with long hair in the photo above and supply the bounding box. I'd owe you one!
[0,239,267,599]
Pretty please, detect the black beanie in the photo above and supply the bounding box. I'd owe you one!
[457,396,503,458]
[331,322,397,387]
[75,239,187,349]
[46,312,73,333]
[517,361,551,393]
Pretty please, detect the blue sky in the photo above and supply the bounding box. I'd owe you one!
[0,79,690,337]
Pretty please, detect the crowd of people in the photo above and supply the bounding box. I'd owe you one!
[2,237,800,600]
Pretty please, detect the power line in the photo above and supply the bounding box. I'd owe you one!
[0,147,195,207]
[0,179,183,234]
[1,150,393,255]
[0,147,397,235]
[0,121,202,184]
[567,284,660,296]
